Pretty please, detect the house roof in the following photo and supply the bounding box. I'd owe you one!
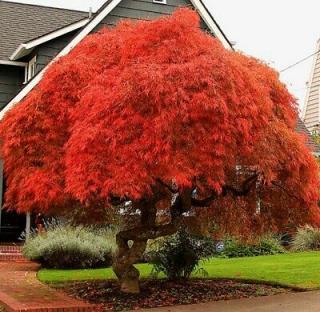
[296,117,320,156]
[197,0,232,49]
[0,1,89,61]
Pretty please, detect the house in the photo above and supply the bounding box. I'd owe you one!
[300,38,320,157]
[0,0,232,241]
[296,118,320,157]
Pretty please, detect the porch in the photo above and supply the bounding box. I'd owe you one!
[0,160,31,242]
[0,210,31,243]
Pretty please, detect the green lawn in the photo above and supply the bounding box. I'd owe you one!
[38,252,320,289]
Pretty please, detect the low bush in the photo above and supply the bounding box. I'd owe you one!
[23,225,117,269]
[149,230,215,280]
[217,235,284,258]
[292,226,320,251]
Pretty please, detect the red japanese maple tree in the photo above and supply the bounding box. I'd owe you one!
[0,9,319,293]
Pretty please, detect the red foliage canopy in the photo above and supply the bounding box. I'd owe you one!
[0,9,318,232]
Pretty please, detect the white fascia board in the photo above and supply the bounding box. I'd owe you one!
[56,0,123,57]
[189,0,232,50]
[10,18,91,61]
[10,44,31,61]
[0,60,27,67]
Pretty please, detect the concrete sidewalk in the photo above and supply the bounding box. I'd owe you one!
[143,291,320,312]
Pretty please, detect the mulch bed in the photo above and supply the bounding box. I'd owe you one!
[59,279,295,311]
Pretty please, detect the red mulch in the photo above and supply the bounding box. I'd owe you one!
[59,279,294,311]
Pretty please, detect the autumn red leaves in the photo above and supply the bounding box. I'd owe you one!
[0,8,318,231]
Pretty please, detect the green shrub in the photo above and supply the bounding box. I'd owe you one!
[218,235,284,258]
[23,225,117,269]
[149,230,215,280]
[292,226,320,251]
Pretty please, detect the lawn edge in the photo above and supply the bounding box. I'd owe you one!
[38,273,312,292]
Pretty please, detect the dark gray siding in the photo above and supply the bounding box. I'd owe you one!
[95,0,208,31]
[23,0,209,86]
[32,32,78,74]
[0,65,24,110]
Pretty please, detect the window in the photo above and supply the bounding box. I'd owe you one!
[153,0,167,4]
[24,55,37,83]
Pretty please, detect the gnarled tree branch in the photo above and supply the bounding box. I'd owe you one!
[192,174,259,208]
[156,179,179,194]
[222,174,258,197]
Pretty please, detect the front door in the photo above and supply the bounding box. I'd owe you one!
[0,160,26,242]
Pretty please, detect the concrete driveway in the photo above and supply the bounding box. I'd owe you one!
[142,291,320,312]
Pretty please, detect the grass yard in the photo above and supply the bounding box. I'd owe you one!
[38,251,320,289]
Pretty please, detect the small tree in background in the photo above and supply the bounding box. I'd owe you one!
[0,9,319,293]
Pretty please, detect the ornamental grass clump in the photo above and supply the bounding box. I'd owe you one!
[292,226,320,251]
[23,225,117,269]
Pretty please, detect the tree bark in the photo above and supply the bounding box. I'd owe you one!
[113,234,147,293]
[112,193,182,293]
[113,222,180,293]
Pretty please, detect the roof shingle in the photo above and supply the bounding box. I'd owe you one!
[0,1,89,60]
[296,117,320,155]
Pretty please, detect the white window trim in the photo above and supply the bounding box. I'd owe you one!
[24,56,37,84]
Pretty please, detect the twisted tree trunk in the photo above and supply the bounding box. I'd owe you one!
[113,234,147,293]
[112,178,259,293]
[112,191,185,293]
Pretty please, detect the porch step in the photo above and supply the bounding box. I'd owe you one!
[0,253,28,262]
[0,245,22,254]
[0,245,27,262]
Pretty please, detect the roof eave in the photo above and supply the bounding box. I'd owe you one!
[0,60,27,67]
[10,18,90,61]
[190,0,233,50]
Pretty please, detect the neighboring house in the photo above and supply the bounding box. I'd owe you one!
[301,38,320,157]
[296,118,320,157]
[303,39,320,133]
[0,0,232,241]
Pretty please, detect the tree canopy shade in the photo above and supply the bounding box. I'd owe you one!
[0,9,319,292]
